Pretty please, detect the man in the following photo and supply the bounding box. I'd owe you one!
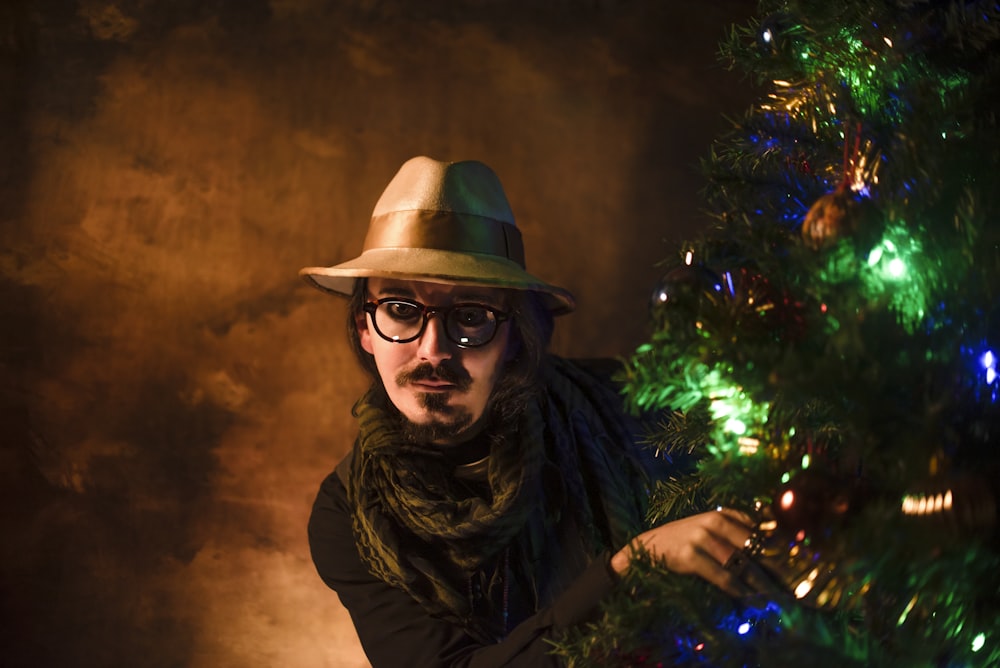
[302,156,753,667]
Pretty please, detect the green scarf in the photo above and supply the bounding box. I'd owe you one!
[347,356,649,639]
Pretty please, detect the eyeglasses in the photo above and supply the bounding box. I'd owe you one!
[364,298,510,348]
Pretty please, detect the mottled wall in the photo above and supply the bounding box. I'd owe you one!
[0,1,755,666]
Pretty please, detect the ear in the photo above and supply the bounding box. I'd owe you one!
[357,312,375,355]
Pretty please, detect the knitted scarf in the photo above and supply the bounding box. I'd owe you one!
[347,356,649,640]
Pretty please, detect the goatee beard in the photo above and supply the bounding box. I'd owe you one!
[400,408,475,444]
[396,361,475,443]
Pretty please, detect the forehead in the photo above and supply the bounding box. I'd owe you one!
[367,277,507,305]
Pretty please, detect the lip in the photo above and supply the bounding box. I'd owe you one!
[411,381,456,392]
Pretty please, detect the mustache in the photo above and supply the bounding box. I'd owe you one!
[396,362,473,391]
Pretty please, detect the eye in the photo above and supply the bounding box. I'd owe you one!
[383,301,422,322]
[451,306,491,328]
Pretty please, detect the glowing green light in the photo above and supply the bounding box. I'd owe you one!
[972,633,986,652]
[887,258,907,277]
[702,370,771,455]
[801,453,811,469]
[711,401,734,418]
[781,471,791,483]
[862,223,936,332]
[725,418,747,435]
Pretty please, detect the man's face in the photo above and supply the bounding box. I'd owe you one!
[358,277,513,444]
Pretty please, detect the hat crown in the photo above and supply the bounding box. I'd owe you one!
[298,156,576,315]
[372,156,515,223]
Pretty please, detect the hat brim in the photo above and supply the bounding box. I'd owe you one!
[300,247,576,315]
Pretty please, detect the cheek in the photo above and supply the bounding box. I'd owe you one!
[370,342,406,386]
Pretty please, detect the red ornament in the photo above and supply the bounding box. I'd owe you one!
[724,266,807,343]
[801,122,881,249]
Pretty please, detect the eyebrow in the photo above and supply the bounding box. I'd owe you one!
[372,285,417,299]
[372,285,507,308]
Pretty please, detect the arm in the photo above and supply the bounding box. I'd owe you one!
[308,471,617,668]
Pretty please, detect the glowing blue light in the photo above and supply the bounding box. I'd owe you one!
[980,350,999,387]
[724,271,735,297]
[719,601,783,641]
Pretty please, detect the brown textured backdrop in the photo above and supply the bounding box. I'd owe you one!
[0,1,756,666]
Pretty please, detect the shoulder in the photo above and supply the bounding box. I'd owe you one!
[308,467,352,542]
[334,447,354,488]
[308,462,371,587]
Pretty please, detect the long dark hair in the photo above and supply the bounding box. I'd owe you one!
[346,278,555,421]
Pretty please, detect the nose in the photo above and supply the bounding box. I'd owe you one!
[416,311,454,364]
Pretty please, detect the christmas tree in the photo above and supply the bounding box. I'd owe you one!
[556,1,1000,666]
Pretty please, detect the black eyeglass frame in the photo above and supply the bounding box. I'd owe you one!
[363,298,511,348]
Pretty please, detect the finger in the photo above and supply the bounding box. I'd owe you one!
[704,511,755,556]
[695,546,755,598]
[700,527,740,566]
[715,506,756,528]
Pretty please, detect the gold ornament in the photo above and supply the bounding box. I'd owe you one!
[801,186,873,249]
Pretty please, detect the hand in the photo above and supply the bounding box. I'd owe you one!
[610,508,756,597]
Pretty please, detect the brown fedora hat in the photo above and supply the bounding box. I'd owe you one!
[299,156,576,314]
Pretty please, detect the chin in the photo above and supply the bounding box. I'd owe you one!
[398,403,479,444]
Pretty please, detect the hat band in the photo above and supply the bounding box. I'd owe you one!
[363,210,526,268]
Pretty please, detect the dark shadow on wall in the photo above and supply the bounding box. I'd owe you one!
[0,2,217,665]
[0,2,79,663]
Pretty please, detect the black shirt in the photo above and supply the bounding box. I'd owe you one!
[308,459,620,667]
